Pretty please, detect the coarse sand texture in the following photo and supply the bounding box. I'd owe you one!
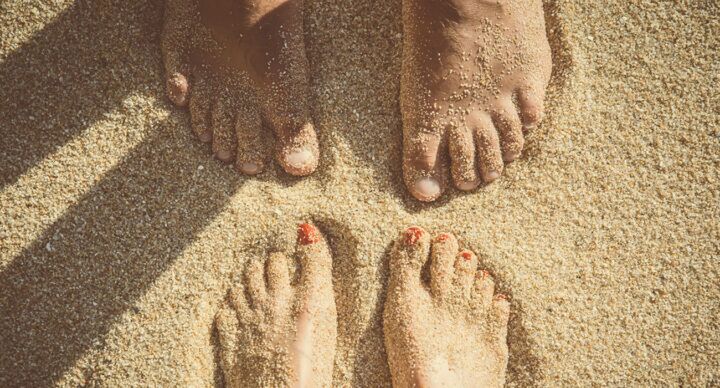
[0,0,718,387]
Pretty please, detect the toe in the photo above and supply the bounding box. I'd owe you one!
[189,75,212,143]
[234,101,265,175]
[448,126,480,191]
[244,259,267,308]
[266,252,291,299]
[295,223,332,290]
[489,294,510,346]
[517,85,546,131]
[389,226,431,287]
[211,95,237,163]
[492,101,524,163]
[403,133,446,202]
[430,233,459,299]
[472,269,496,311]
[161,0,192,107]
[453,250,478,300]
[275,122,319,177]
[469,112,504,183]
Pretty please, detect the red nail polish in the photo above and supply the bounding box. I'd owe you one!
[477,270,490,279]
[435,233,451,242]
[494,294,509,301]
[460,251,473,261]
[298,223,321,245]
[404,227,423,245]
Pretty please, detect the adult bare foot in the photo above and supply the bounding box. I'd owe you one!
[383,227,510,387]
[215,223,336,387]
[161,0,318,176]
[401,0,552,201]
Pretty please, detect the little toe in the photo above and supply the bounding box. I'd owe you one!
[211,97,237,163]
[403,133,446,202]
[390,226,431,287]
[244,259,267,308]
[492,102,525,163]
[215,303,241,372]
[448,126,480,191]
[469,112,504,183]
[490,294,511,345]
[453,250,478,300]
[517,86,546,131]
[234,100,265,175]
[430,233,459,299]
[275,122,319,177]
[189,75,212,143]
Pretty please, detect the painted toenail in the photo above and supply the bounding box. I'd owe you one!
[216,150,233,162]
[477,270,490,279]
[435,233,451,242]
[494,294,509,301]
[485,171,501,182]
[460,251,473,261]
[457,179,480,191]
[286,148,313,168]
[240,162,261,175]
[198,131,212,143]
[404,227,423,245]
[414,177,441,200]
[298,223,321,245]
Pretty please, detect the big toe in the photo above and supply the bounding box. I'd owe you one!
[403,133,446,202]
[167,72,190,107]
[276,122,319,176]
[389,227,431,287]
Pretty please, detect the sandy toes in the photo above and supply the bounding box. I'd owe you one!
[162,0,319,176]
[400,0,552,201]
[383,227,510,387]
[215,223,336,387]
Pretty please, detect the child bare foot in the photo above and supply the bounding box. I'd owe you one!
[401,0,552,201]
[162,0,318,176]
[383,227,510,387]
[215,223,336,387]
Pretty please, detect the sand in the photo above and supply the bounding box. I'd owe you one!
[0,0,718,386]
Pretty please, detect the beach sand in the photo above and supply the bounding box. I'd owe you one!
[0,0,718,386]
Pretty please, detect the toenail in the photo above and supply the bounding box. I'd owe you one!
[477,270,490,279]
[435,233,451,242]
[167,73,188,106]
[404,227,423,245]
[286,148,313,168]
[485,171,501,182]
[457,179,480,191]
[298,223,321,245]
[198,131,212,143]
[215,150,233,162]
[414,177,441,200]
[240,162,261,175]
[503,151,520,162]
[523,124,537,131]
[460,251,473,261]
[494,294,509,301]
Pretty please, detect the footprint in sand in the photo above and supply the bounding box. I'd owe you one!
[162,0,318,176]
[215,224,510,387]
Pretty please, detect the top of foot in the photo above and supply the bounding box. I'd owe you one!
[383,227,510,387]
[401,0,552,201]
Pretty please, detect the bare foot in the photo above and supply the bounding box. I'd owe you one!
[383,227,510,387]
[162,0,319,176]
[401,0,552,201]
[215,223,336,387]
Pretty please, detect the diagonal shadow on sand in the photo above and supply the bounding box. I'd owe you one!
[0,1,161,189]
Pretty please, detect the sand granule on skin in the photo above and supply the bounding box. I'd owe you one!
[0,0,718,386]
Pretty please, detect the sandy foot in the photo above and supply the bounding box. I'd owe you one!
[215,223,336,387]
[383,227,510,387]
[162,0,319,176]
[401,0,552,201]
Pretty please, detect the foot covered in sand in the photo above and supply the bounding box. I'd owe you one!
[215,223,336,387]
[162,0,318,176]
[401,0,552,201]
[383,227,510,387]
